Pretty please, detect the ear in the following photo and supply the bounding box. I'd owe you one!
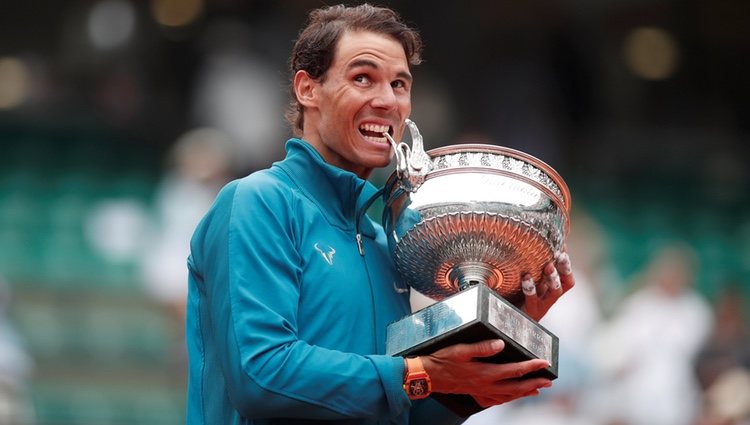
[293,70,319,108]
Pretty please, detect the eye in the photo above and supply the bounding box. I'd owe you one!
[354,74,371,85]
[391,79,408,90]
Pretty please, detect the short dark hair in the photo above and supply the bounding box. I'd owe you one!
[286,4,423,136]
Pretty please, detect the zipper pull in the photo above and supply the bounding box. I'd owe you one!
[356,233,364,256]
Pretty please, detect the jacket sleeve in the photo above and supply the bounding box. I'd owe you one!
[190,177,411,420]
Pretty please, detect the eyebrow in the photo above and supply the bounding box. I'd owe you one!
[348,59,413,83]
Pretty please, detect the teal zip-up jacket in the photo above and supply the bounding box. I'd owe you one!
[186,139,463,425]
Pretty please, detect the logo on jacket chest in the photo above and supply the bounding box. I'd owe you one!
[314,243,336,265]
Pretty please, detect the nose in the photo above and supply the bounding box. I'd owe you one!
[370,83,398,110]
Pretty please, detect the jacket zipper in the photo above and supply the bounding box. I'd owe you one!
[354,187,384,256]
[354,187,385,351]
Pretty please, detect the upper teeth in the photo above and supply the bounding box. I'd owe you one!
[360,124,389,134]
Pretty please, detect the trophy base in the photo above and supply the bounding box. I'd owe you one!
[386,284,558,417]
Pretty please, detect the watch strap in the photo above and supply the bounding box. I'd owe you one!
[403,356,432,400]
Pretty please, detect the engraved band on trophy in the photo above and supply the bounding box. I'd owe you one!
[382,120,571,416]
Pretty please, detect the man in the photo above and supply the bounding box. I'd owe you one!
[186,4,574,425]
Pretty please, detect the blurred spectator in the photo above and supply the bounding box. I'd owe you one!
[191,19,287,172]
[587,243,713,425]
[694,284,750,425]
[138,128,233,355]
[698,367,750,425]
[0,278,34,425]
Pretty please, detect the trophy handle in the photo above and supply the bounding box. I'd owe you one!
[384,119,433,192]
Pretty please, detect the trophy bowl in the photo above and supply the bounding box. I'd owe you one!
[382,143,571,307]
[381,121,571,415]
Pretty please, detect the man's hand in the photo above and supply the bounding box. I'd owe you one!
[420,339,552,408]
[521,251,575,321]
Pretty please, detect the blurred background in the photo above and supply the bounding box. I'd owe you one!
[0,0,749,424]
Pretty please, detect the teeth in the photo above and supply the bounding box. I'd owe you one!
[360,123,390,134]
[363,135,387,143]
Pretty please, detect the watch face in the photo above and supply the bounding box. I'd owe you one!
[409,379,428,397]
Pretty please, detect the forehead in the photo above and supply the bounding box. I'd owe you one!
[331,30,409,71]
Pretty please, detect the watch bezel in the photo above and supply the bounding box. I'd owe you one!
[406,375,430,399]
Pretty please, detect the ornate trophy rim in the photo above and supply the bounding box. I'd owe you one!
[424,143,571,213]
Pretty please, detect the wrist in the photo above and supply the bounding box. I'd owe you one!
[403,356,432,400]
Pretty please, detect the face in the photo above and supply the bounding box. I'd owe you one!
[296,30,413,179]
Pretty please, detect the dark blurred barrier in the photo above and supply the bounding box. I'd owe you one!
[573,172,750,301]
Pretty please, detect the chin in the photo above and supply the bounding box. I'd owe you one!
[369,153,393,168]
[373,161,391,170]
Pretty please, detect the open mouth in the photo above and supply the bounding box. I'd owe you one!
[359,123,392,143]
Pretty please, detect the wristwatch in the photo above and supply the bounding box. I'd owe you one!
[403,356,431,400]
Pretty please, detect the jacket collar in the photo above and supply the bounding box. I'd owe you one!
[275,139,378,238]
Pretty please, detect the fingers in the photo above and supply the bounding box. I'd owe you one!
[522,263,560,301]
[522,266,556,320]
[521,273,538,312]
[482,378,552,402]
[491,376,551,396]
[472,388,541,409]
[555,251,575,293]
[545,262,562,294]
[461,339,506,360]
[472,377,551,407]
[429,339,505,364]
[522,251,576,320]
[497,358,550,379]
[424,341,550,394]
[555,251,572,276]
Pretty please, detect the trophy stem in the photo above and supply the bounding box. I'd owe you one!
[448,262,503,292]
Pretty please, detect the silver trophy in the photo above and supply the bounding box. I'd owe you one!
[382,120,571,414]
